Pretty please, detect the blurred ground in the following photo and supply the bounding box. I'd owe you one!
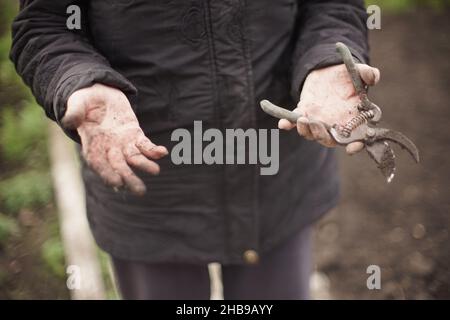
[0,1,69,299]
[314,10,450,299]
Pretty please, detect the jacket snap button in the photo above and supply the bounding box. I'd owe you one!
[243,250,259,264]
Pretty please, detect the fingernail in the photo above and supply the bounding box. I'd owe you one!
[158,146,169,155]
[133,185,147,196]
[373,68,380,83]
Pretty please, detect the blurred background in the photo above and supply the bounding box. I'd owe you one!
[0,0,448,299]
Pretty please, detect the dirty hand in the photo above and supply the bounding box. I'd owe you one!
[62,83,168,195]
[278,63,380,154]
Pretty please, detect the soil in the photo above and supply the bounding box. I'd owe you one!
[314,9,450,299]
[0,206,69,299]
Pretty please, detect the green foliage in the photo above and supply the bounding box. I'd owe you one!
[0,35,15,84]
[41,237,65,278]
[0,1,25,90]
[0,33,9,61]
[0,171,52,214]
[0,0,65,298]
[0,0,18,29]
[0,101,47,164]
[0,212,19,244]
[98,250,119,299]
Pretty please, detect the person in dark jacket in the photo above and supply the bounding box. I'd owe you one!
[10,0,380,299]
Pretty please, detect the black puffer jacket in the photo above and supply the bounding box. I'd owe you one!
[11,0,368,264]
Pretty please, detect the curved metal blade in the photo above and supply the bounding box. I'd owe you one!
[366,142,396,183]
[374,128,420,163]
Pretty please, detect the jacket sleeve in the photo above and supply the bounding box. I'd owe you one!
[10,0,137,125]
[291,0,369,99]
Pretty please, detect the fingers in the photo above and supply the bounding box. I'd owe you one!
[292,116,364,151]
[345,141,365,155]
[308,120,336,147]
[135,136,168,160]
[83,132,168,196]
[89,142,163,196]
[84,152,123,188]
[278,110,336,147]
[123,144,161,175]
[293,116,336,147]
[295,117,364,152]
[357,64,381,86]
[297,117,313,140]
[105,138,165,196]
[107,148,147,196]
[278,118,296,131]
[278,106,304,131]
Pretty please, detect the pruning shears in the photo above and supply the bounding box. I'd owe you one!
[260,42,419,182]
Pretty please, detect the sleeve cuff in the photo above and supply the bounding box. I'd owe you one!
[52,63,138,142]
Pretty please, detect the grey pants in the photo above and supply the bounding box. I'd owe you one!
[111,226,312,300]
